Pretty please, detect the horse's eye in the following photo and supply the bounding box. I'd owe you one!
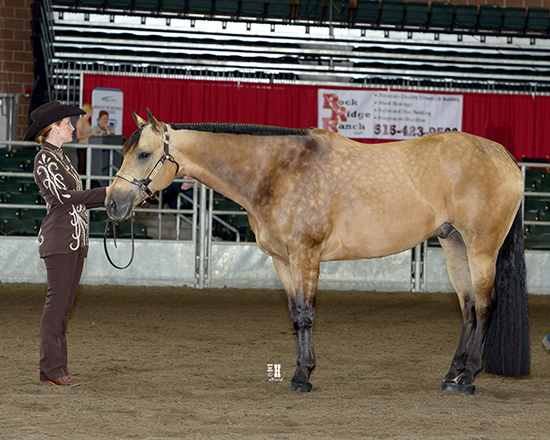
[138,152,151,160]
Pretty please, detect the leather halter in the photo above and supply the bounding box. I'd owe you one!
[106,122,180,270]
[115,122,180,203]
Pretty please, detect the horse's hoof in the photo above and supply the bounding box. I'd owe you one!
[440,381,476,396]
[290,381,312,393]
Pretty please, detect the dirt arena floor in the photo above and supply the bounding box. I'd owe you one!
[1,283,549,440]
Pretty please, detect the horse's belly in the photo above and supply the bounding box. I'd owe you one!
[321,214,438,261]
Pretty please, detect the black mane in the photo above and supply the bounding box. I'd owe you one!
[123,122,311,155]
[171,122,311,137]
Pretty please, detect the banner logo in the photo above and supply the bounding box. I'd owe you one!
[321,93,348,132]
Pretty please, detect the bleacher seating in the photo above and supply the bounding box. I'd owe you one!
[46,0,550,39]
[32,0,550,122]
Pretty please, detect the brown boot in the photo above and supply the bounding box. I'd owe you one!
[40,375,85,387]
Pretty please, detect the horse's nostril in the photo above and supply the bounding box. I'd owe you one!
[108,197,118,214]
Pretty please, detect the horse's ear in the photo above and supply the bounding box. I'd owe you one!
[147,108,163,133]
[132,110,147,128]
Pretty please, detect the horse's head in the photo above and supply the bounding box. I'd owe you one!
[105,110,180,221]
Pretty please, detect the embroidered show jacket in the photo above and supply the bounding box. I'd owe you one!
[33,142,107,258]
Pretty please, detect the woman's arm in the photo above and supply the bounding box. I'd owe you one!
[34,150,107,207]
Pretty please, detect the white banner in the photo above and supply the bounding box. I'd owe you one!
[318,89,463,140]
[91,87,124,136]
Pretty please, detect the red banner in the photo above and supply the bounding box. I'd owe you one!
[82,74,550,161]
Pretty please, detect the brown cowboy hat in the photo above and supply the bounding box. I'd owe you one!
[24,101,85,141]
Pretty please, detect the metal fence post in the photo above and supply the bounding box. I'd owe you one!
[197,183,208,288]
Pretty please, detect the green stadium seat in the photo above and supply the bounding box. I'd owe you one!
[454,4,477,30]
[113,221,149,239]
[162,0,185,13]
[527,7,550,33]
[106,0,132,8]
[19,208,47,222]
[524,233,550,250]
[0,156,26,172]
[268,0,292,19]
[380,0,404,26]
[9,148,38,162]
[80,0,105,7]
[536,178,550,193]
[241,0,266,18]
[525,169,546,191]
[0,219,38,236]
[355,0,380,24]
[91,209,110,221]
[214,0,239,16]
[298,0,323,21]
[134,0,160,11]
[0,180,23,195]
[0,208,20,220]
[525,197,548,213]
[213,193,244,211]
[188,0,214,14]
[52,0,78,5]
[429,2,453,28]
[405,2,428,27]
[502,7,526,32]
[89,221,109,238]
[478,4,502,31]
[3,193,41,205]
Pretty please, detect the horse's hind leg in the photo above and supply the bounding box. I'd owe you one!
[438,230,479,395]
[273,255,320,393]
[440,229,499,395]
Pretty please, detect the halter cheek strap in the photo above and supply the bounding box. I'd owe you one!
[115,122,180,202]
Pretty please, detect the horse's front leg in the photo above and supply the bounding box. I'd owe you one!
[273,254,320,393]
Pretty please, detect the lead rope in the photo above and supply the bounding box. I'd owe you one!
[103,216,135,269]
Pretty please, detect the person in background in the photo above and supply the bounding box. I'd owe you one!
[92,110,113,136]
[75,103,99,174]
[543,333,550,352]
[24,101,110,387]
[76,103,100,143]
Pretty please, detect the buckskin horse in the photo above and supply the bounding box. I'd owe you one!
[105,110,529,396]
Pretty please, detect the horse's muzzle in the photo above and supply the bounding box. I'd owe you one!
[105,192,134,222]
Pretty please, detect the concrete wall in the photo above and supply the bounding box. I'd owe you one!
[2,236,549,295]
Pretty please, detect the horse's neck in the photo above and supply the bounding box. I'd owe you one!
[174,130,268,211]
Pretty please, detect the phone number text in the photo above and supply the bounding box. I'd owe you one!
[374,124,459,137]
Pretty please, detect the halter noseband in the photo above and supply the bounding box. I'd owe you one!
[115,122,180,202]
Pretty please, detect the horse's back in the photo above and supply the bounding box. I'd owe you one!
[298,130,524,260]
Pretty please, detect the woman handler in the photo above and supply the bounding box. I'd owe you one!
[24,101,110,387]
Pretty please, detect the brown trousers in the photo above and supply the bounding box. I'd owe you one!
[40,250,85,381]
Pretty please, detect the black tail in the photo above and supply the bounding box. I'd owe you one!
[484,205,530,377]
